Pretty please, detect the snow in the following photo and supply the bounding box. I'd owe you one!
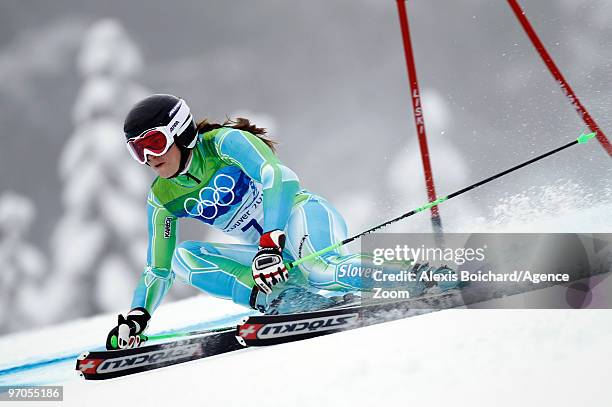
[1,301,610,407]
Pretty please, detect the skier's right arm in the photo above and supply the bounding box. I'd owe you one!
[130,189,178,315]
[107,190,177,350]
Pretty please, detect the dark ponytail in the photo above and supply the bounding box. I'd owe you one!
[196,117,277,153]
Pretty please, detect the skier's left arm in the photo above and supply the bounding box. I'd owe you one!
[215,129,300,232]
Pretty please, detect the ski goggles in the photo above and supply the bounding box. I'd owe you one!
[126,99,193,164]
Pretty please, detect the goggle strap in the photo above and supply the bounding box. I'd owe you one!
[176,114,194,136]
[168,101,192,137]
[186,131,197,148]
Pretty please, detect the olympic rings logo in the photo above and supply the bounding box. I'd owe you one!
[184,174,236,219]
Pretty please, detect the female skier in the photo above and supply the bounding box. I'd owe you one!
[106,94,452,350]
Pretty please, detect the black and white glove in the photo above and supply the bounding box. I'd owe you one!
[106,307,151,350]
[252,230,289,294]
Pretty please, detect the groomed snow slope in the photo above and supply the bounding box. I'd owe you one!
[4,307,612,407]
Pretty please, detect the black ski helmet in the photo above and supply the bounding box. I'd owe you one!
[123,94,197,149]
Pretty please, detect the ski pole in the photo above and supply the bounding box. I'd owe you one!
[286,131,598,270]
[140,325,236,342]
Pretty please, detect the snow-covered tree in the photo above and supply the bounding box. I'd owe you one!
[0,192,46,333]
[46,19,152,323]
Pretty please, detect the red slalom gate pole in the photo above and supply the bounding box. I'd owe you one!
[396,0,444,235]
[507,0,612,157]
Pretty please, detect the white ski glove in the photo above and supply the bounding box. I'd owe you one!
[106,307,151,350]
[252,230,289,294]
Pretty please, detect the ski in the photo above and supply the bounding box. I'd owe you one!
[75,329,241,380]
[75,291,460,380]
[236,290,460,346]
[237,269,612,346]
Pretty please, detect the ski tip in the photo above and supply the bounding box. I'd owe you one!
[577,131,596,144]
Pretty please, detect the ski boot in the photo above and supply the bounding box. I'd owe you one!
[264,287,340,315]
